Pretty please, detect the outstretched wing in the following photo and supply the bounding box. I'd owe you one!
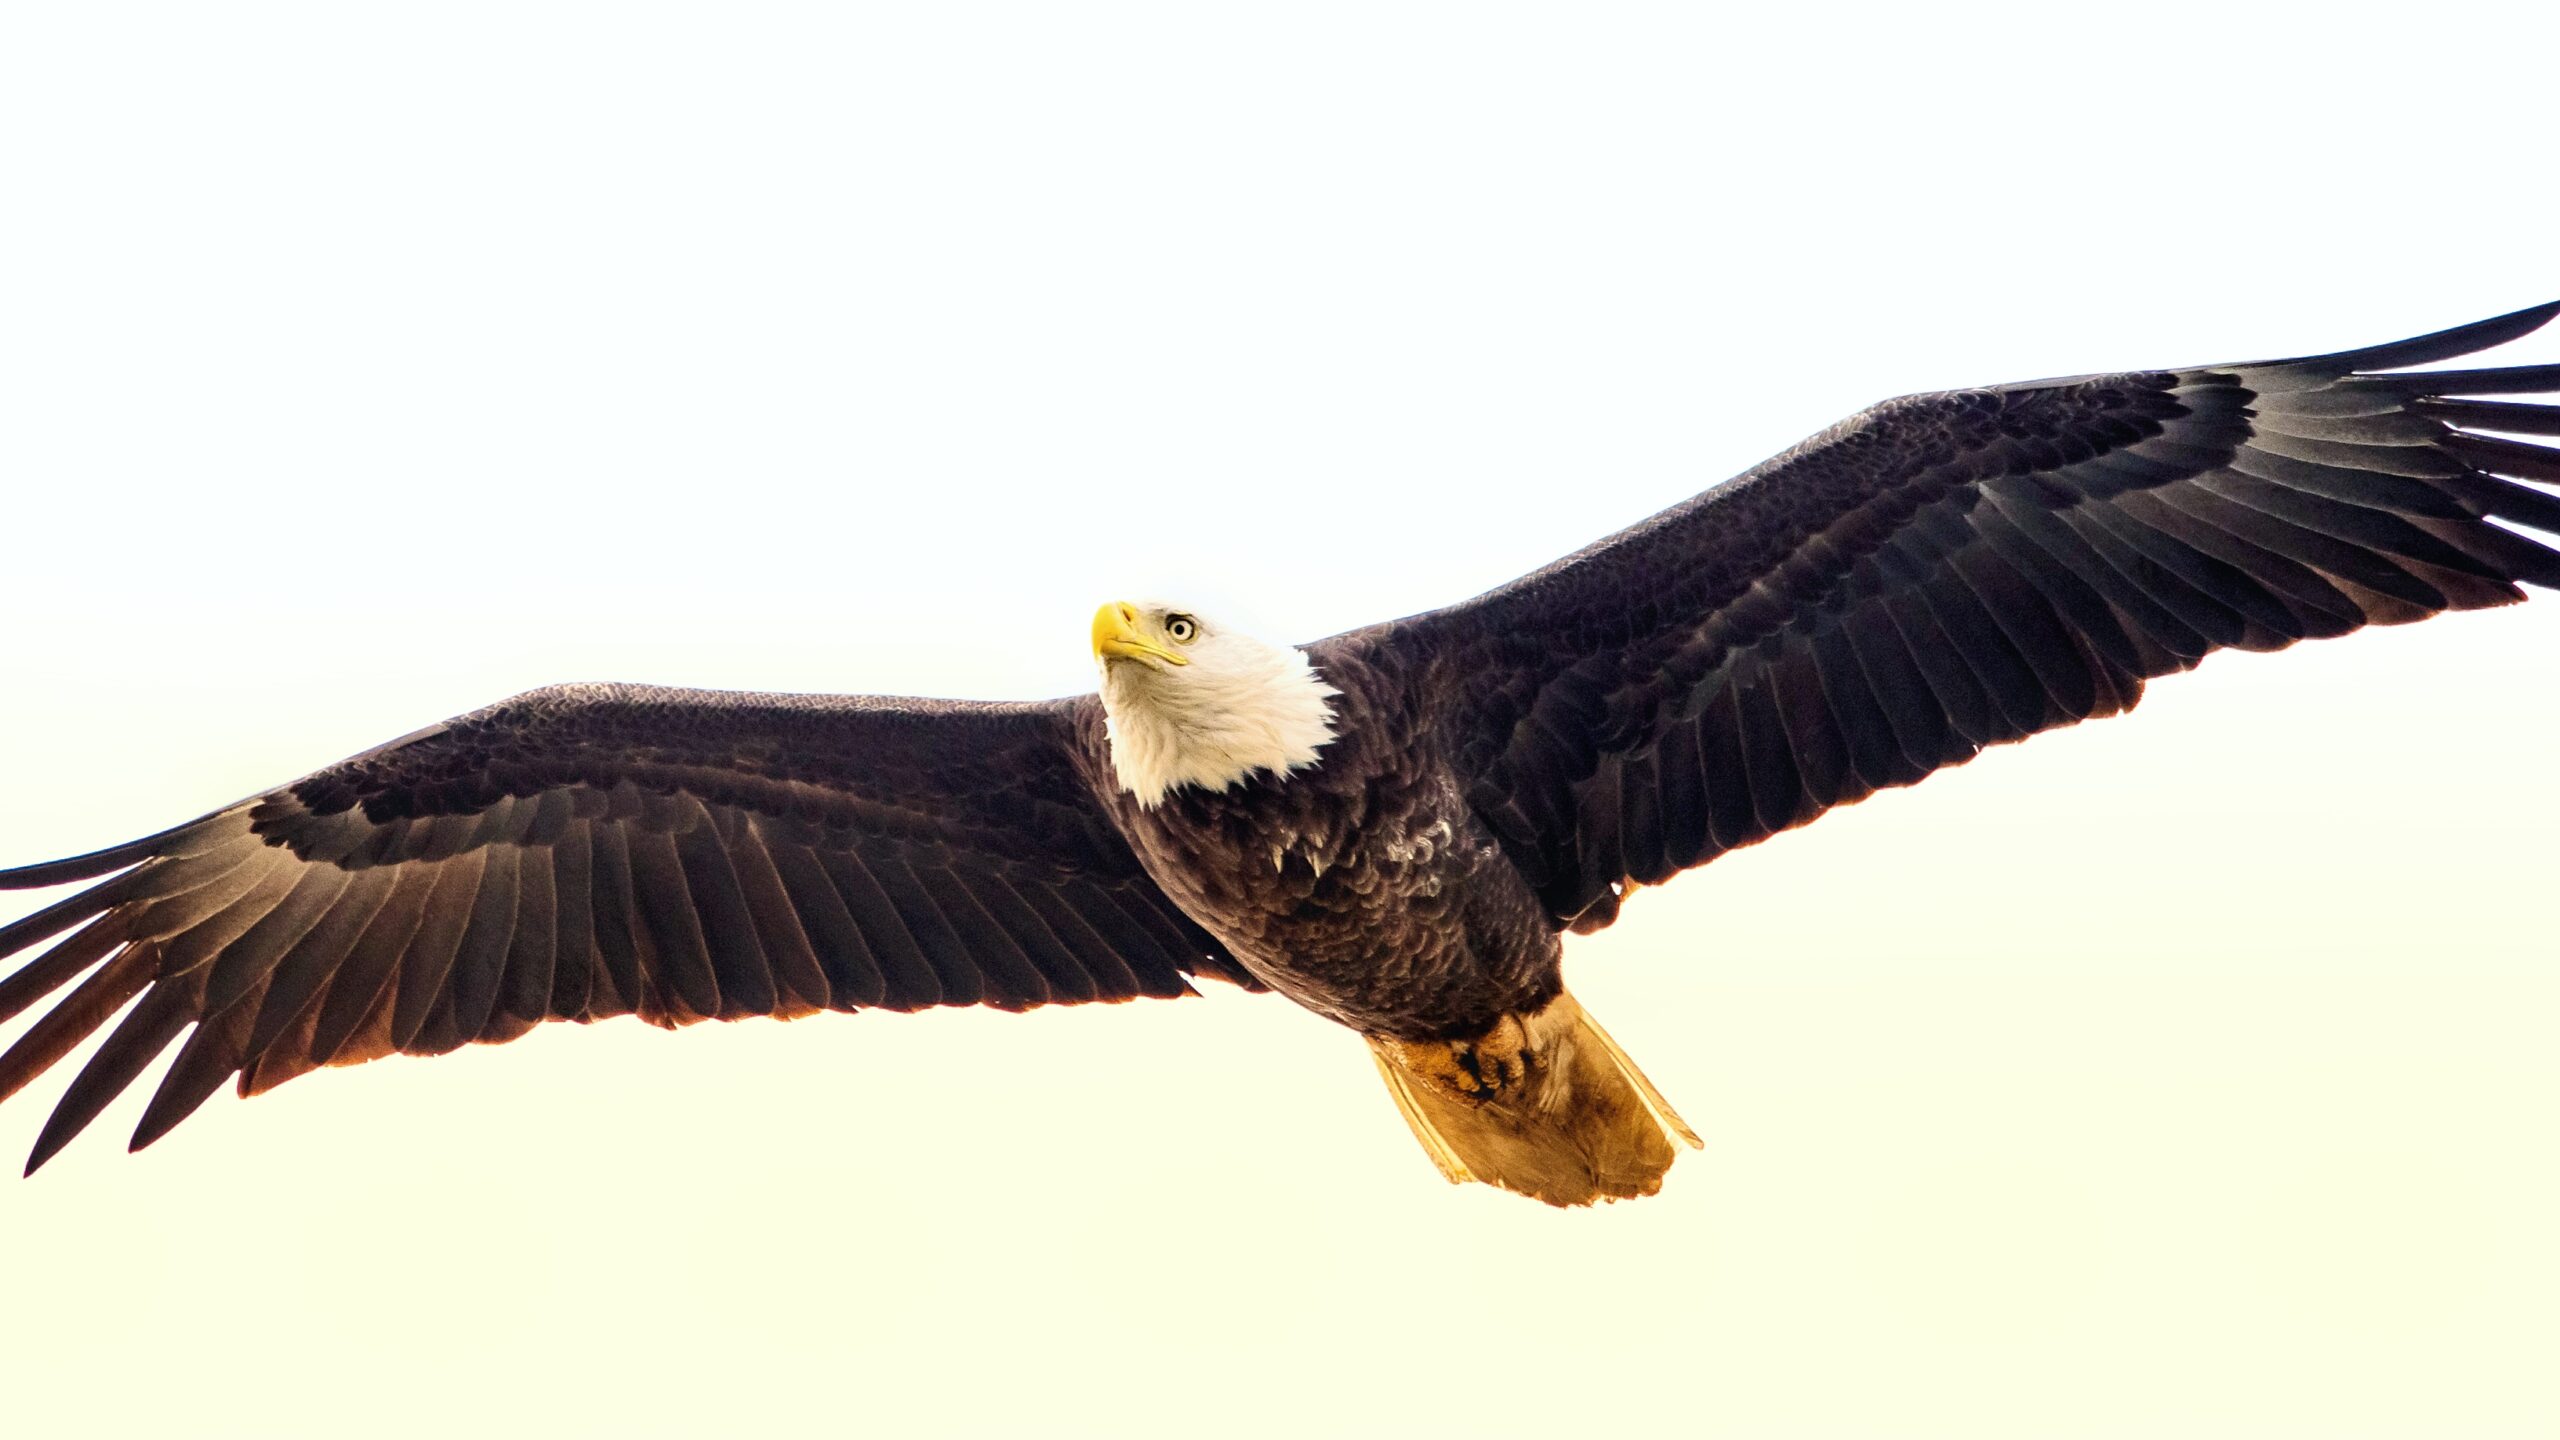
[0,684,1250,1171]
[1336,303,2560,931]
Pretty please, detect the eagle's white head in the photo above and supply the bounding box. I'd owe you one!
[1090,600,1340,809]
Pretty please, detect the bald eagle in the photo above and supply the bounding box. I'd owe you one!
[7,305,2560,1205]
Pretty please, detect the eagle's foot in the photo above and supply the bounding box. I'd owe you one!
[1365,988,1701,1205]
[1374,1012,1533,1104]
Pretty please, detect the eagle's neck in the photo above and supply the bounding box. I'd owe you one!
[1099,644,1340,809]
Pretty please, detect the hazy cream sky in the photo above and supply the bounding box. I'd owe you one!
[3,4,2557,1437]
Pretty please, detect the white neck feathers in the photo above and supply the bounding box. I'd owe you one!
[1099,637,1340,809]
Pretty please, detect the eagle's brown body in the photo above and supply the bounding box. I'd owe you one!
[1090,639,1559,1039]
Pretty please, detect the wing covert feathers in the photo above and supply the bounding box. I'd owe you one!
[0,690,1245,1170]
[1370,302,2560,932]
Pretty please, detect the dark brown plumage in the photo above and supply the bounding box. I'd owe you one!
[5,302,2557,1202]
[0,693,1256,1173]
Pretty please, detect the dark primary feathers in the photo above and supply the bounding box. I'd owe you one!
[1329,302,2560,931]
[0,687,1247,1173]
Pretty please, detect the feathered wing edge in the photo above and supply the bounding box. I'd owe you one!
[1356,301,2560,931]
[0,691,1255,1173]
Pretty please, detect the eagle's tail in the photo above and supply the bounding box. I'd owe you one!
[1365,987,1701,1206]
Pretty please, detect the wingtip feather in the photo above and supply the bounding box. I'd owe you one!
[2278,300,2560,377]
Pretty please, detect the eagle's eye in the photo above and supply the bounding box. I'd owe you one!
[1165,615,1199,643]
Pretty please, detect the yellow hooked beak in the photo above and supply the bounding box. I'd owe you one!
[1092,600,1189,667]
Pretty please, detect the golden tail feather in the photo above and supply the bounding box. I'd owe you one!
[1366,987,1701,1206]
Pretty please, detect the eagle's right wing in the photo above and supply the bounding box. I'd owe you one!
[0,684,1251,1172]
[1330,303,2560,932]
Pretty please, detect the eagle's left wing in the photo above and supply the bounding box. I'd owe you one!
[1327,303,2560,932]
[0,684,1249,1172]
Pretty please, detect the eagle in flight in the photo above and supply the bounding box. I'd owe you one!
[6,305,2558,1205]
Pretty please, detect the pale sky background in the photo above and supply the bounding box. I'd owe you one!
[3,4,2557,1437]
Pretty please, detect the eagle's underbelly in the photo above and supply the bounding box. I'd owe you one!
[1122,765,1563,1039]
